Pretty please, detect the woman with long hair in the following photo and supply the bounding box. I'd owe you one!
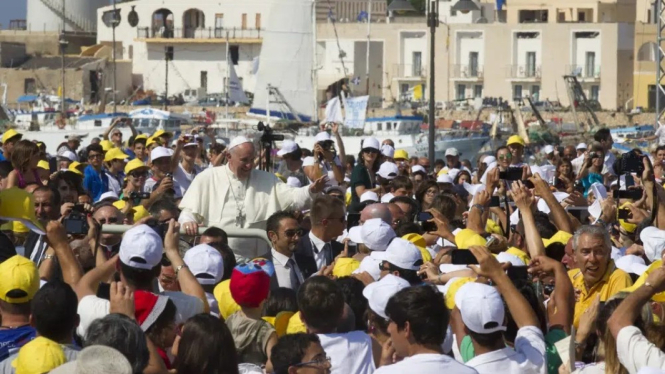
[414,180,439,211]
[576,143,606,196]
[6,140,42,189]
[554,159,575,193]
[454,170,471,185]
[172,314,240,374]
[349,137,381,213]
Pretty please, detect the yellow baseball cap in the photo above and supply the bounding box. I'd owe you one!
[12,337,66,374]
[505,247,531,264]
[37,160,49,170]
[146,136,160,148]
[113,200,150,222]
[0,187,45,234]
[2,129,22,144]
[444,277,476,309]
[134,134,149,142]
[543,230,573,248]
[394,149,409,160]
[124,158,149,175]
[213,280,241,319]
[623,260,665,302]
[152,129,173,139]
[286,311,307,334]
[506,135,525,147]
[402,233,433,263]
[67,161,86,176]
[104,147,129,162]
[486,218,504,236]
[454,229,487,250]
[0,255,39,303]
[333,257,360,277]
[99,140,114,152]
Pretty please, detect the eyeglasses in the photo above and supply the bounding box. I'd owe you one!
[293,355,331,368]
[284,229,304,238]
[379,261,392,271]
[364,149,380,154]
[130,171,149,178]
[88,153,103,160]
[498,154,512,160]
[97,217,118,224]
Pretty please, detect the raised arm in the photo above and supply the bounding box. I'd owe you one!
[331,123,346,173]
[170,134,186,172]
[532,173,573,233]
[467,190,490,235]
[529,255,574,333]
[74,255,118,300]
[512,181,545,258]
[102,118,122,140]
[45,221,84,287]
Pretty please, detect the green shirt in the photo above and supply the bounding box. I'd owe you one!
[349,163,373,212]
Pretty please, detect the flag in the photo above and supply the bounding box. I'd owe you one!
[229,64,249,104]
[324,97,344,123]
[251,57,260,75]
[351,76,361,85]
[410,84,423,100]
[344,96,369,129]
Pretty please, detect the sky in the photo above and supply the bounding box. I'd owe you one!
[0,0,27,29]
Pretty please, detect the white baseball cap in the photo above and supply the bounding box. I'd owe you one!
[352,256,382,281]
[277,140,298,156]
[541,145,555,155]
[362,274,410,319]
[229,136,252,150]
[286,176,302,187]
[362,218,396,251]
[576,143,588,150]
[496,252,526,267]
[183,244,224,285]
[315,132,332,143]
[371,238,423,271]
[614,254,648,276]
[411,165,426,175]
[60,150,77,161]
[360,191,379,203]
[640,226,665,262]
[482,156,496,165]
[98,191,119,203]
[119,224,163,270]
[445,148,460,157]
[377,162,399,180]
[362,137,380,151]
[437,174,453,184]
[150,146,173,161]
[381,144,395,158]
[455,282,507,334]
[184,135,200,148]
[380,192,394,203]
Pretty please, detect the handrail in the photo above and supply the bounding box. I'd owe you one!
[100,224,271,247]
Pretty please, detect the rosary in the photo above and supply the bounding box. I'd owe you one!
[226,168,249,227]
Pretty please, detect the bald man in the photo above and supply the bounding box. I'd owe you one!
[360,203,392,225]
[418,157,430,172]
[387,203,405,229]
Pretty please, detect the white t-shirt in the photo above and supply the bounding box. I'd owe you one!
[105,172,122,195]
[657,126,665,146]
[375,353,477,374]
[603,151,617,175]
[466,326,546,374]
[173,163,203,196]
[76,292,204,337]
[318,331,375,374]
[143,176,182,198]
[617,325,665,374]
[572,155,585,175]
[302,156,341,187]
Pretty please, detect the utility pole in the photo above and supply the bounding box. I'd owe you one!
[365,0,371,96]
[427,0,439,167]
[60,0,67,121]
[225,30,229,120]
[112,0,117,113]
[164,46,172,111]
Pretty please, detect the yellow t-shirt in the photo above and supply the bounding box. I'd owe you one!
[568,261,633,328]
[505,247,531,265]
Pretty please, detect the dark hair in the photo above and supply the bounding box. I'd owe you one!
[435,159,445,167]
[495,146,510,159]
[31,280,78,342]
[310,195,345,224]
[266,211,297,236]
[390,176,413,192]
[271,333,322,374]
[146,299,176,349]
[174,314,239,374]
[85,313,150,374]
[467,329,504,347]
[390,196,418,222]
[366,308,389,335]
[555,159,575,180]
[594,128,611,143]
[431,194,456,222]
[217,243,236,281]
[262,287,298,317]
[48,170,84,195]
[344,155,356,167]
[297,276,344,332]
[0,160,13,178]
[394,221,424,237]
[384,262,422,285]
[414,180,438,205]
[657,145,665,154]
[385,286,448,346]
[201,226,228,246]
[33,186,61,209]
[10,140,38,171]
[504,279,547,344]
[453,170,471,184]
[148,198,180,220]
[0,299,31,316]
[517,212,557,240]
[336,276,368,331]
[87,143,104,155]
[120,262,160,289]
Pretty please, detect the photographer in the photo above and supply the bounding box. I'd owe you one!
[303,131,343,188]
[171,134,204,197]
[121,158,150,203]
[143,146,181,200]
[576,142,606,196]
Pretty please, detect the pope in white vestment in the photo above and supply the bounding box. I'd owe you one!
[179,137,324,261]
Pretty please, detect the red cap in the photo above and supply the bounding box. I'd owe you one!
[134,290,169,331]
[229,265,270,308]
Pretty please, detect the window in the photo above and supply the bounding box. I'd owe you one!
[241,14,247,29]
[456,84,466,100]
[474,85,483,98]
[590,85,599,101]
[255,14,261,29]
[412,51,422,76]
[526,52,536,77]
[469,52,479,77]
[585,52,596,78]
[215,14,224,28]
[229,45,239,65]
[401,83,409,94]
[513,85,523,101]
[201,71,208,91]
[531,85,540,100]
[24,78,35,94]
[377,123,383,131]
[578,11,585,22]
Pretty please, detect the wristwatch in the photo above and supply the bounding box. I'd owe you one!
[472,204,485,214]
[43,254,55,260]
[175,264,189,277]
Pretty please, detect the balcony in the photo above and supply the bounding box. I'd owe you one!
[566,64,601,81]
[392,64,427,80]
[451,64,484,81]
[506,64,541,81]
[136,27,263,44]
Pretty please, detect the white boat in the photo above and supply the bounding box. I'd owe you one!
[611,125,655,154]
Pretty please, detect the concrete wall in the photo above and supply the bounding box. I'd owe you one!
[0,42,28,67]
[0,31,96,55]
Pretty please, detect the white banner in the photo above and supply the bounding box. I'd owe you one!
[324,97,344,124]
[229,64,249,104]
[344,95,369,129]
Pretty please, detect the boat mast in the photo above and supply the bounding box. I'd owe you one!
[365,0,371,95]
[60,0,66,119]
[225,30,230,121]
[112,0,117,113]
[312,0,319,123]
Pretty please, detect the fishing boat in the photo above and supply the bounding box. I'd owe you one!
[611,125,655,154]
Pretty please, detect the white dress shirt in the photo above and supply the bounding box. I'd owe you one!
[309,231,330,270]
[318,331,375,374]
[375,353,478,374]
[271,248,304,289]
[603,151,617,175]
[466,326,546,374]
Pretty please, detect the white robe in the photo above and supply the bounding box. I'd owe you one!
[178,164,314,261]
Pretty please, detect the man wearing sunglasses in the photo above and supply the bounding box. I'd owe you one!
[265,211,305,290]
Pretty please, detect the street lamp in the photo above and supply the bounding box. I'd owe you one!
[452,0,480,14]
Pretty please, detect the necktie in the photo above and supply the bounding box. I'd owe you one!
[323,243,333,265]
[287,258,301,289]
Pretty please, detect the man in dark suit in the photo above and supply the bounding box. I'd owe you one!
[264,210,305,290]
[294,195,346,279]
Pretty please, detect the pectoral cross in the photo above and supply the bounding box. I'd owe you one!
[235,210,246,227]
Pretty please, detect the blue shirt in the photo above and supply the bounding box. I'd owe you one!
[83,164,109,202]
[581,172,603,197]
[0,325,36,361]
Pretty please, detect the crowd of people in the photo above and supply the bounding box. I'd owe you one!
[2,120,665,374]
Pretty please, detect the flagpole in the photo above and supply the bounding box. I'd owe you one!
[365,0,371,96]
[225,30,230,138]
[312,0,319,124]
